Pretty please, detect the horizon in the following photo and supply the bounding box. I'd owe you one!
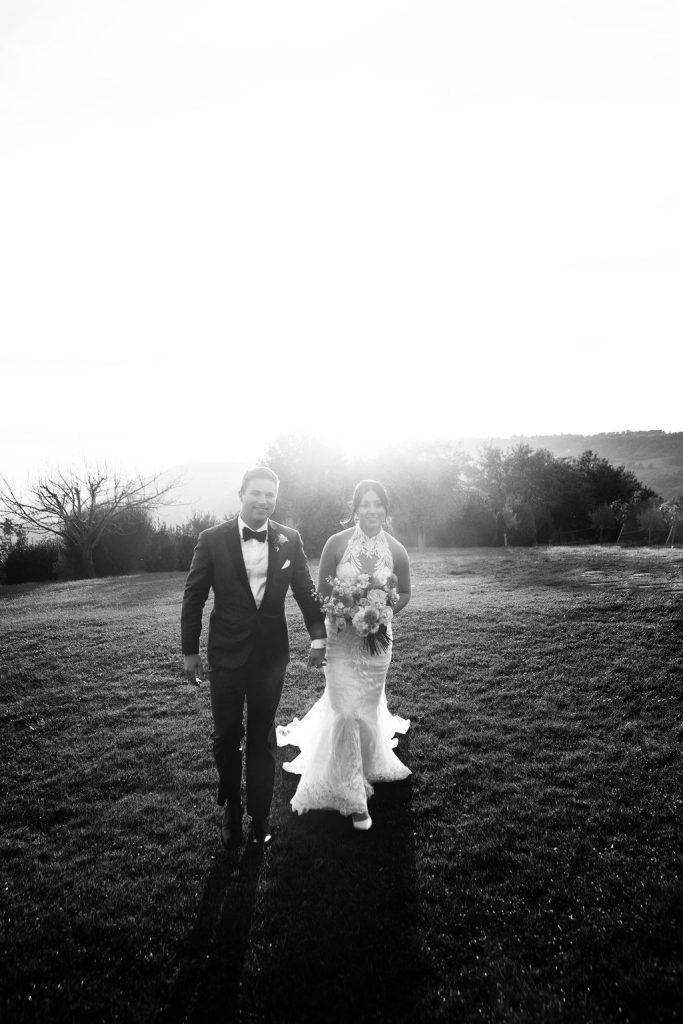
[2,425,682,487]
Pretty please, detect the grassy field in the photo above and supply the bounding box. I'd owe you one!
[1,546,682,1023]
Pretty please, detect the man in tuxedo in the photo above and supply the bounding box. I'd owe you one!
[181,467,327,849]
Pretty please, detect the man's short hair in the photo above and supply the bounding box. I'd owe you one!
[239,466,280,494]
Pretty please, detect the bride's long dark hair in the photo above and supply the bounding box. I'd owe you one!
[341,479,393,531]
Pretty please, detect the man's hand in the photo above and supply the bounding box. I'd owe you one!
[307,647,327,670]
[184,654,205,685]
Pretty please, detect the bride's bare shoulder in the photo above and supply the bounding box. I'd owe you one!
[386,533,410,564]
[321,528,354,556]
[333,527,355,549]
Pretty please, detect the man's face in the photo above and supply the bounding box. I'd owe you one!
[240,477,278,529]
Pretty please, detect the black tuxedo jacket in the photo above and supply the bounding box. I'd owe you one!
[181,518,326,672]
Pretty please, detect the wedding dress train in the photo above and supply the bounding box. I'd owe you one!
[276,526,410,819]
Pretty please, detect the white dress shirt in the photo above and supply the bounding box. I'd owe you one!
[238,515,269,608]
[237,516,326,648]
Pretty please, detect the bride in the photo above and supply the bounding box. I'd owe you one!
[276,480,411,831]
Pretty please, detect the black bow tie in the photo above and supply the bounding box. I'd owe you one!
[242,526,267,543]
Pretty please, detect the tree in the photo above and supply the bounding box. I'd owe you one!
[381,441,470,549]
[501,445,591,542]
[93,507,155,576]
[572,449,648,507]
[142,523,179,573]
[660,500,682,547]
[262,433,348,556]
[474,445,653,546]
[588,504,618,543]
[637,501,667,546]
[0,465,179,578]
[1,517,26,559]
[142,513,220,573]
[475,444,552,544]
[1,517,27,583]
[475,445,511,545]
[445,488,498,547]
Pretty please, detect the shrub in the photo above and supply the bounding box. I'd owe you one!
[142,527,178,572]
[4,541,62,584]
[93,509,155,576]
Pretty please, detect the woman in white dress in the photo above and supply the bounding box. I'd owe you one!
[276,480,411,831]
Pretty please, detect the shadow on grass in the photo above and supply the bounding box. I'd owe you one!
[241,767,421,1023]
[158,839,265,1023]
[160,735,421,1024]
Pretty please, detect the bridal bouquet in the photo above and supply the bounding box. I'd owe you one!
[320,568,400,655]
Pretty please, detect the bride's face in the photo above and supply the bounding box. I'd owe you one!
[356,490,386,535]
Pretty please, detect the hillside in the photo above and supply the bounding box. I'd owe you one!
[456,430,683,500]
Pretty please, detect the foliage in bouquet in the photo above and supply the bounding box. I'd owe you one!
[320,568,400,655]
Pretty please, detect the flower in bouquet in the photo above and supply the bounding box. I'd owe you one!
[320,569,399,655]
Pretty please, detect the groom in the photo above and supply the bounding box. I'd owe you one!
[181,466,327,849]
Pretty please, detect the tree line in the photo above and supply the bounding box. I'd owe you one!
[1,438,681,583]
[262,435,680,553]
[0,510,220,585]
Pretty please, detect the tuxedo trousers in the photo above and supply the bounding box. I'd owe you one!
[208,647,287,820]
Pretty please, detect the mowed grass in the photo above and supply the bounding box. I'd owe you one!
[1,546,682,1023]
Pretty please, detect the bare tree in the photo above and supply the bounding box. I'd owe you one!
[0,465,179,578]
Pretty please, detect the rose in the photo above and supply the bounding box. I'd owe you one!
[352,610,371,636]
[353,606,381,635]
[366,588,388,606]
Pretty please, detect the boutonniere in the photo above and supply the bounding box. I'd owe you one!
[271,532,289,553]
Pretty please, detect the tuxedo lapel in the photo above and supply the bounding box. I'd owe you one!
[224,519,255,605]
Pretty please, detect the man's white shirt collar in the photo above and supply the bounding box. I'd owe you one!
[238,514,269,537]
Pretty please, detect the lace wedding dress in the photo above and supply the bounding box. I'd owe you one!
[276,526,410,818]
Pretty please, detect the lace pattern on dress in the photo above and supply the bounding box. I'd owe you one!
[291,778,374,817]
[338,526,393,578]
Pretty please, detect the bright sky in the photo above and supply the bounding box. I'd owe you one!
[1,0,682,485]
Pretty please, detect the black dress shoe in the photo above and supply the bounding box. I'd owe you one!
[250,819,273,846]
[220,804,243,850]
